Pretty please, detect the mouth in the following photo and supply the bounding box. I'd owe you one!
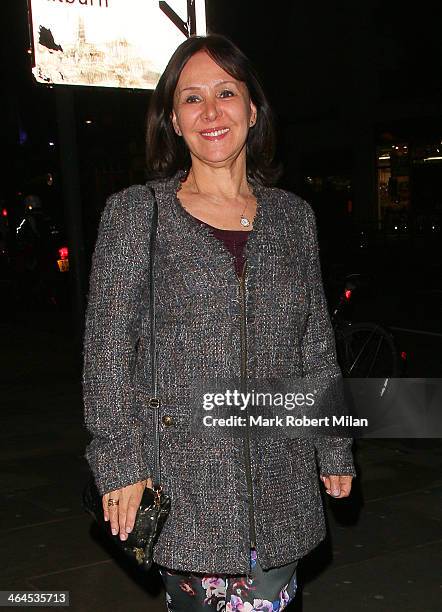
[199,127,230,141]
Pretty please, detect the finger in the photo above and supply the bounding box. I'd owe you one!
[320,475,331,493]
[107,493,121,535]
[118,497,128,540]
[337,476,353,497]
[328,475,341,497]
[125,498,140,534]
[102,494,109,522]
[109,507,120,534]
[125,479,149,532]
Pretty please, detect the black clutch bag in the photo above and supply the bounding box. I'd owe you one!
[82,478,171,570]
[82,187,171,571]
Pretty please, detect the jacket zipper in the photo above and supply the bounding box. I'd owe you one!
[237,259,257,549]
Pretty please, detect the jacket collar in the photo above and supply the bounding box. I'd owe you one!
[147,170,269,283]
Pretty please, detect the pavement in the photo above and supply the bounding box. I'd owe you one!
[1,308,441,612]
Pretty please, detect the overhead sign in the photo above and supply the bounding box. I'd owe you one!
[28,0,207,89]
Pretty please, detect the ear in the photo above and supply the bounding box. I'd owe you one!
[249,100,257,127]
[170,110,182,136]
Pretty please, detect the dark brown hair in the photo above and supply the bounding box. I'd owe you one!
[145,34,282,185]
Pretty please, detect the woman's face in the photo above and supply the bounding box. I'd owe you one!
[171,50,257,168]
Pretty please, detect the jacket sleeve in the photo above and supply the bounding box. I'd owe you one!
[300,201,356,477]
[82,186,153,495]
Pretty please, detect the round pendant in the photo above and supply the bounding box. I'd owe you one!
[240,216,250,227]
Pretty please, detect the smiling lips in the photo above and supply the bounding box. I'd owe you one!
[199,127,230,140]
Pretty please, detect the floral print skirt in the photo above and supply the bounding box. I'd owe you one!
[157,548,298,612]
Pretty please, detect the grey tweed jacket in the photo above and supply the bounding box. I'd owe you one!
[82,170,356,574]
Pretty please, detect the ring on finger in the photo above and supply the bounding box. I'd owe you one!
[108,498,120,507]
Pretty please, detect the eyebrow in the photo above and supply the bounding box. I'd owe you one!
[178,80,238,95]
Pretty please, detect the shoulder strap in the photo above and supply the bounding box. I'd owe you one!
[146,185,161,486]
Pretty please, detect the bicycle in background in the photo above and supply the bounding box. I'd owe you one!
[331,274,406,379]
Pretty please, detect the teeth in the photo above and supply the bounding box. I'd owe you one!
[201,128,229,137]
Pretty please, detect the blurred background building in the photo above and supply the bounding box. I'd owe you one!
[1,0,441,269]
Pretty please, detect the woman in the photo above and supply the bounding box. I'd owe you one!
[83,34,356,611]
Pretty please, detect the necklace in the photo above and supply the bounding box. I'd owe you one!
[240,203,251,227]
[189,169,252,228]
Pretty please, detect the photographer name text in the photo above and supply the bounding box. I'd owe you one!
[202,415,368,427]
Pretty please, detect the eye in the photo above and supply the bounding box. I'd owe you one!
[185,94,201,103]
[218,89,235,98]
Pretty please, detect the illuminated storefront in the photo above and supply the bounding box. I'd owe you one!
[377,138,442,236]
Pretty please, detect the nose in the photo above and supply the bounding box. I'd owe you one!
[202,95,221,122]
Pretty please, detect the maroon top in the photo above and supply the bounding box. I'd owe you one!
[183,208,251,277]
[205,222,250,277]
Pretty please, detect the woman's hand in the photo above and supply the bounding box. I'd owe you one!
[102,477,153,540]
[320,474,353,498]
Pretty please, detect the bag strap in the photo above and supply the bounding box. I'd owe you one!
[146,185,161,486]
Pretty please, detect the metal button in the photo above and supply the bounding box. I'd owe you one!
[161,415,174,427]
